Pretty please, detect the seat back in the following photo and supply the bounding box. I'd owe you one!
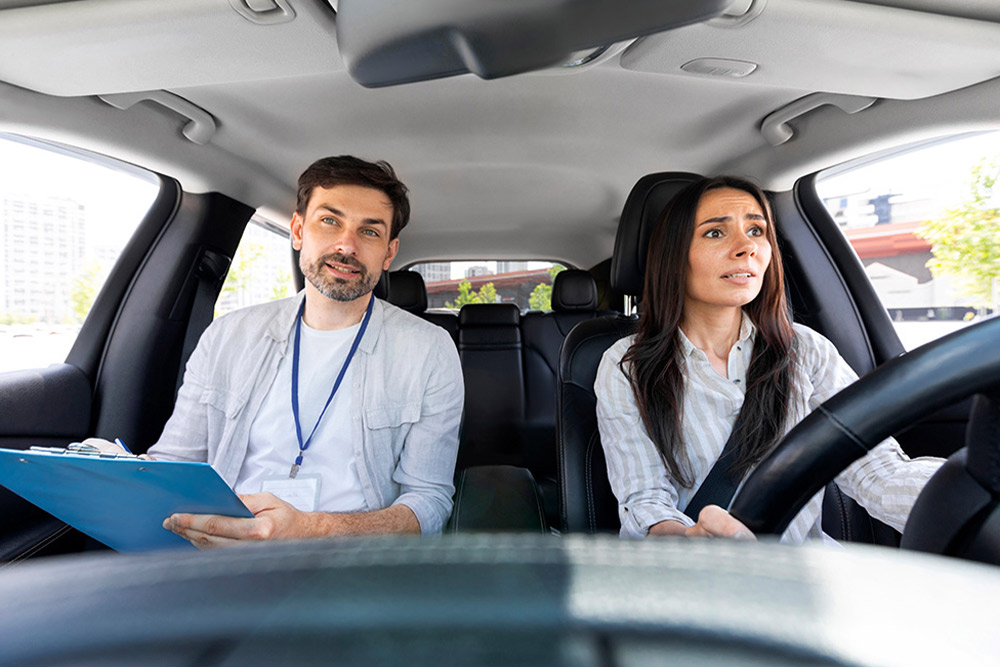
[386,269,458,343]
[521,269,606,525]
[457,303,525,469]
[558,172,701,533]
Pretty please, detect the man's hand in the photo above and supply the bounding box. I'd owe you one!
[163,493,311,549]
[163,493,420,549]
[648,505,756,541]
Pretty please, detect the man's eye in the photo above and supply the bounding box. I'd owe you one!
[321,217,337,225]
[362,228,380,237]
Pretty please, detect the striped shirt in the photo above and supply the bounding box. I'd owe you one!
[595,315,943,542]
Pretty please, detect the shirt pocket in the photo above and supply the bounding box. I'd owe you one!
[363,402,421,464]
[199,388,249,419]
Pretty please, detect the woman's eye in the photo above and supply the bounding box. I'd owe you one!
[704,229,723,239]
[748,226,764,237]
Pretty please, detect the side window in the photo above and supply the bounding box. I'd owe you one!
[0,134,159,373]
[408,261,568,312]
[215,218,295,317]
[815,131,1000,350]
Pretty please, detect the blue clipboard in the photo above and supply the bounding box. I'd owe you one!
[0,447,253,553]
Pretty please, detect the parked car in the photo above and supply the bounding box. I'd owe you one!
[1,0,999,663]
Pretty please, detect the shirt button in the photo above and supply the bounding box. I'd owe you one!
[734,379,741,384]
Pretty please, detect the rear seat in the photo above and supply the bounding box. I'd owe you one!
[386,269,459,343]
[386,268,607,531]
[456,303,525,470]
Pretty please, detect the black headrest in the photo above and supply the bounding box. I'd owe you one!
[611,172,702,297]
[552,270,597,313]
[386,270,427,313]
[459,302,520,327]
[373,270,390,301]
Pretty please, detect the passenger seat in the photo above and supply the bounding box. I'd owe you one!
[521,270,604,527]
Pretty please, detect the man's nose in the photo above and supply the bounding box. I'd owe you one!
[333,227,361,256]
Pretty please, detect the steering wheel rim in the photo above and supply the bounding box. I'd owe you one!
[729,315,1000,537]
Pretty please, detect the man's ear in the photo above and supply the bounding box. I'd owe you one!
[290,212,303,251]
[382,237,400,271]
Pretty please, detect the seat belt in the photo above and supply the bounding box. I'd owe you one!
[175,248,231,396]
[683,412,744,521]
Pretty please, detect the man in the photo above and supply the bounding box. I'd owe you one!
[149,156,463,547]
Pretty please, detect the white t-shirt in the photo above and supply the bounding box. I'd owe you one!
[235,318,367,512]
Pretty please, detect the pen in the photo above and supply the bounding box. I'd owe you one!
[115,438,133,455]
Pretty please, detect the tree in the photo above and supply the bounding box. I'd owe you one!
[444,280,498,309]
[70,259,104,323]
[216,242,265,316]
[528,264,566,311]
[917,158,1000,311]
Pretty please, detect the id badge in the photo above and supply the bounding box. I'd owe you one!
[261,474,322,512]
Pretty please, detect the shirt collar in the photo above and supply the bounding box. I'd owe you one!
[265,290,384,355]
[677,310,757,358]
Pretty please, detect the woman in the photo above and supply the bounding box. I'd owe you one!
[595,176,943,542]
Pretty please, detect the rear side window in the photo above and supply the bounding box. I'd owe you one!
[0,134,159,373]
[215,218,295,317]
[815,131,1000,350]
[408,261,567,312]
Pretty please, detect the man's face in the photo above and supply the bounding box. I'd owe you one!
[291,184,399,303]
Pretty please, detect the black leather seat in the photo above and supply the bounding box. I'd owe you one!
[457,303,526,470]
[557,172,875,540]
[521,269,605,527]
[558,172,701,533]
[386,269,459,344]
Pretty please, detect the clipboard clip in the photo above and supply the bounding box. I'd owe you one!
[30,442,138,459]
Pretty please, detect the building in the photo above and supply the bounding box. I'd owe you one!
[1,194,86,323]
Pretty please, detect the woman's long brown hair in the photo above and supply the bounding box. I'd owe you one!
[620,176,796,487]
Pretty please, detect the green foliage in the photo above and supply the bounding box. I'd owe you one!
[445,280,498,309]
[272,268,292,300]
[528,264,566,311]
[70,258,104,323]
[917,159,1000,308]
[0,312,39,325]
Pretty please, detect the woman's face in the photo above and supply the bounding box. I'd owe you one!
[684,187,772,316]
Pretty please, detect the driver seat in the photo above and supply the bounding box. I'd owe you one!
[558,172,701,533]
[557,171,875,539]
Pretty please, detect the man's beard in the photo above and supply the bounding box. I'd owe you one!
[301,252,380,302]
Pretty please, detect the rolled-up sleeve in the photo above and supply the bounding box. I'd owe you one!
[797,325,944,532]
[595,340,693,538]
[390,330,464,535]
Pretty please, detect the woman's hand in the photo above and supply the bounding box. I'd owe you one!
[649,505,756,540]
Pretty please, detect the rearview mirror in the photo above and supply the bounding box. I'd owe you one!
[335,0,733,87]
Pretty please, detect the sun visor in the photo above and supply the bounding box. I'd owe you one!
[334,0,734,88]
[0,0,343,96]
[619,0,1000,100]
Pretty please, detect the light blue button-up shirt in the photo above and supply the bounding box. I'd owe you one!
[149,292,464,534]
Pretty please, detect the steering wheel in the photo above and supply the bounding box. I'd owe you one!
[729,315,1000,563]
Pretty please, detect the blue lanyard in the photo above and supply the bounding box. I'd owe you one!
[289,296,373,478]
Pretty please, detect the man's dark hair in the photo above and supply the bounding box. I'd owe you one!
[296,156,410,240]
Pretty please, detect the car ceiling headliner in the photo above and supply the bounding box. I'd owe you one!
[1,0,999,268]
